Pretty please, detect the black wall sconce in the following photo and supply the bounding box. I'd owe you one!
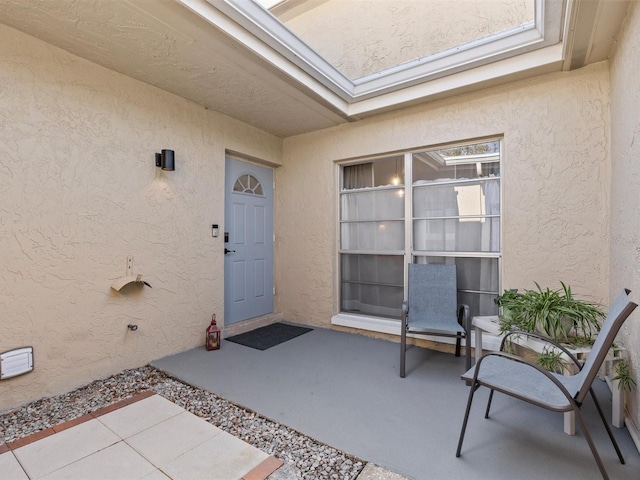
[155,149,175,171]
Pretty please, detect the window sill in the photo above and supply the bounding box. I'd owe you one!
[331,313,503,351]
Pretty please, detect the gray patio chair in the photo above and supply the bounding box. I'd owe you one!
[400,263,471,378]
[456,289,637,480]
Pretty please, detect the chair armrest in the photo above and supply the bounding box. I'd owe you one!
[401,300,409,333]
[500,330,582,370]
[457,304,470,332]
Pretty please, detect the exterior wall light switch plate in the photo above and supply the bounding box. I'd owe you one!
[0,347,34,380]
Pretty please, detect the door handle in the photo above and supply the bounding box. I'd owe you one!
[224,248,236,255]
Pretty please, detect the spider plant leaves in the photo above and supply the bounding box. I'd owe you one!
[613,360,637,391]
[496,283,605,344]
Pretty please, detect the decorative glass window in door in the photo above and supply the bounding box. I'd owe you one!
[339,140,501,320]
[234,174,264,195]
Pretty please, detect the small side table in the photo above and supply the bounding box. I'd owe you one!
[472,315,501,364]
[472,316,625,435]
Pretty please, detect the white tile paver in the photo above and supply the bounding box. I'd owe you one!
[98,395,184,439]
[0,451,29,480]
[6,395,275,480]
[12,419,120,479]
[357,463,410,480]
[125,411,223,467]
[160,431,269,480]
[40,441,157,480]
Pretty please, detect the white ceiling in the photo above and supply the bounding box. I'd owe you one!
[0,0,630,138]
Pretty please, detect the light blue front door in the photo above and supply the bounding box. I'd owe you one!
[224,157,274,324]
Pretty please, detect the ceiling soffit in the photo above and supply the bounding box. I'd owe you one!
[0,0,629,137]
[0,0,350,137]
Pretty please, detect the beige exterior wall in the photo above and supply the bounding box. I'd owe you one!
[609,1,640,437]
[2,5,631,428]
[283,0,534,79]
[278,63,611,328]
[0,24,282,411]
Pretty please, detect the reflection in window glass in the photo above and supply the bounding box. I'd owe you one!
[340,155,405,318]
[413,140,500,253]
[342,156,404,189]
[413,141,500,183]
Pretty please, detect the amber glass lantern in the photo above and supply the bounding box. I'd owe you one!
[206,314,221,351]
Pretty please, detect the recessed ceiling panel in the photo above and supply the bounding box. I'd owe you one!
[271,0,535,81]
[225,0,562,101]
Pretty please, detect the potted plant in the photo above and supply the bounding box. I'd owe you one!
[495,282,605,344]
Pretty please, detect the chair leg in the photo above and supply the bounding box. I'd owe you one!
[464,334,471,371]
[485,389,494,419]
[456,382,478,457]
[574,404,610,480]
[400,322,407,378]
[455,334,461,357]
[589,387,625,464]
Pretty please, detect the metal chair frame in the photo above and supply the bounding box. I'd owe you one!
[456,289,637,480]
[400,263,471,378]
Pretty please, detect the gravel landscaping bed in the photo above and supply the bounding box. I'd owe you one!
[0,365,365,479]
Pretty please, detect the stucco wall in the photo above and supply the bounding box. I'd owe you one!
[283,0,533,79]
[278,63,611,328]
[0,24,282,411]
[609,1,640,436]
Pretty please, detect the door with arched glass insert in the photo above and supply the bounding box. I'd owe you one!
[224,157,274,324]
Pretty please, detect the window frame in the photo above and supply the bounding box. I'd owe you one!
[333,138,503,336]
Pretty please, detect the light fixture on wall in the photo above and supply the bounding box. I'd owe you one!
[155,149,175,171]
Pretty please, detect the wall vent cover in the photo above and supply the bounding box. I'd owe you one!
[0,347,34,380]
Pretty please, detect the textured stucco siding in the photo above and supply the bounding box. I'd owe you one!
[283,0,533,80]
[0,24,282,411]
[278,64,611,328]
[609,1,640,436]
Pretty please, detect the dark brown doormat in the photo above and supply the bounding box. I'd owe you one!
[225,323,313,351]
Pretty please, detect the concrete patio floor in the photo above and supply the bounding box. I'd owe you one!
[152,324,640,480]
